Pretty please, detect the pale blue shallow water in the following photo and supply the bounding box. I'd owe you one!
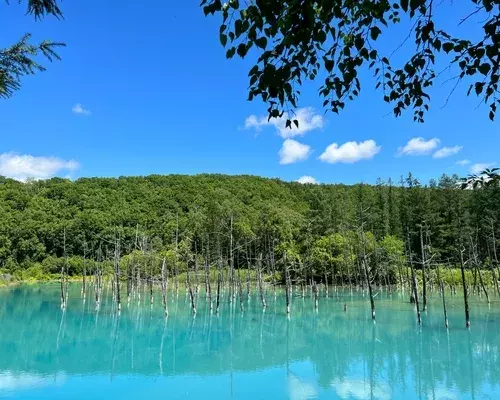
[0,283,499,399]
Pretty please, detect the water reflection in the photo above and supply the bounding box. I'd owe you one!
[0,284,499,399]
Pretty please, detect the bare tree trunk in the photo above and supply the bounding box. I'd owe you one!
[313,279,319,310]
[237,266,244,312]
[408,233,421,325]
[114,237,121,311]
[246,246,251,301]
[436,264,448,328]
[149,257,154,305]
[161,257,169,317]
[257,253,266,308]
[187,259,197,315]
[82,242,87,300]
[205,241,212,312]
[61,228,67,309]
[420,226,428,312]
[284,251,291,315]
[471,236,490,304]
[459,248,471,328]
[216,253,222,314]
[360,225,375,320]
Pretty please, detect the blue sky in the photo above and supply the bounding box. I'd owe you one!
[0,1,497,184]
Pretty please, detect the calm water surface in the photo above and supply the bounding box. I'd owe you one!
[0,284,499,399]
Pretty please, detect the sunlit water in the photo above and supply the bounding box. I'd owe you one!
[0,283,499,399]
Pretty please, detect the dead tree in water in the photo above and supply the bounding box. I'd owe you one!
[491,220,500,292]
[470,235,490,304]
[284,251,291,315]
[114,237,122,311]
[257,253,266,308]
[359,219,375,320]
[246,246,251,301]
[459,246,471,328]
[161,257,169,317]
[95,246,102,309]
[149,256,154,305]
[313,279,319,309]
[237,265,244,312]
[187,258,197,315]
[487,241,500,298]
[82,242,87,299]
[216,253,222,314]
[60,229,68,309]
[407,231,421,325]
[436,263,449,328]
[419,226,428,312]
[204,240,213,312]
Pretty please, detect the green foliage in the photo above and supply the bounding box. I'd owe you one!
[203,0,500,123]
[0,173,498,285]
[1,1,64,98]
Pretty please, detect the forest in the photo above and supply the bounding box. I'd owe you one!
[0,172,498,286]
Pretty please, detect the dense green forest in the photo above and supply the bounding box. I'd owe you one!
[0,173,498,286]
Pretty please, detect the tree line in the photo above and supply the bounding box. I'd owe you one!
[0,172,498,283]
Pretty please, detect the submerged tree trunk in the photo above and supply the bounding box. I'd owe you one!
[161,257,169,317]
[257,254,266,308]
[82,243,87,300]
[436,264,448,328]
[114,238,121,311]
[360,227,375,320]
[459,248,471,328]
[420,227,428,312]
[216,254,222,314]
[284,251,291,315]
[408,234,421,325]
[187,259,197,315]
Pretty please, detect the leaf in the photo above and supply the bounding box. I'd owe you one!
[401,0,409,12]
[226,47,236,58]
[325,59,334,72]
[442,42,454,53]
[475,82,484,95]
[478,63,490,75]
[355,36,364,51]
[255,37,267,49]
[220,34,228,47]
[370,27,381,41]
[317,30,327,43]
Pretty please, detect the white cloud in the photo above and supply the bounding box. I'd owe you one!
[456,159,470,166]
[0,371,66,390]
[245,107,324,138]
[398,137,440,156]
[319,140,381,164]
[331,378,391,400]
[433,145,463,159]
[470,162,495,175]
[72,103,91,116]
[279,139,312,165]
[288,376,318,400]
[297,175,319,184]
[0,153,79,181]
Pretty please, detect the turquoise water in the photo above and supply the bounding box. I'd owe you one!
[0,284,499,399]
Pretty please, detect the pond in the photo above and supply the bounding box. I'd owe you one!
[0,283,499,399]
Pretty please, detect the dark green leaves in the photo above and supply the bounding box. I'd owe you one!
[324,58,334,72]
[226,47,236,58]
[220,34,228,47]
[442,42,454,53]
[478,63,490,75]
[255,37,267,49]
[370,26,382,41]
[203,0,500,124]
